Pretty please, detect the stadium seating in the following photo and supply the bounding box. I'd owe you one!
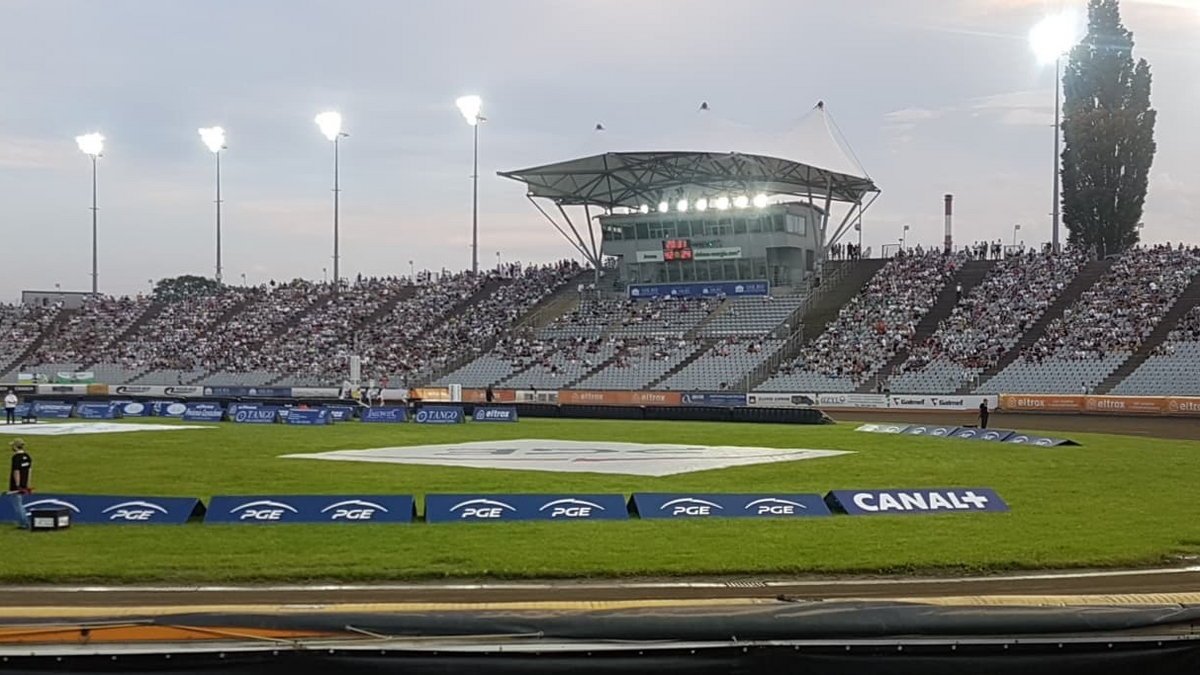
[977,245,1200,394]
[657,339,784,391]
[10,246,1200,398]
[697,296,805,337]
[759,251,962,391]
[1110,307,1200,395]
[886,250,1085,393]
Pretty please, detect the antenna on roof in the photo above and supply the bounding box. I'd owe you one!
[594,123,605,132]
[698,101,710,111]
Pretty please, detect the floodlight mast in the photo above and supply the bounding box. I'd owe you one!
[315,112,348,289]
[1030,11,1083,254]
[76,133,104,295]
[198,127,226,283]
[456,95,484,275]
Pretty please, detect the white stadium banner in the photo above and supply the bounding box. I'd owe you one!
[692,246,742,261]
[746,392,817,408]
[886,394,998,411]
[516,389,559,404]
[105,385,207,398]
[815,393,889,408]
[36,384,89,395]
[291,387,342,398]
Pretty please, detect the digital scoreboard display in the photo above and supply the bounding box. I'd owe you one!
[663,239,693,261]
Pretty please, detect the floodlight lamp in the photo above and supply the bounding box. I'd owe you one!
[733,195,750,209]
[752,193,769,208]
[657,201,669,213]
[456,95,483,126]
[695,198,709,212]
[1030,11,1083,64]
[315,112,344,141]
[76,133,104,156]
[676,198,689,213]
[714,196,730,211]
[638,204,650,215]
[198,127,226,153]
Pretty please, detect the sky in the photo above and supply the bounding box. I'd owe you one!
[1,0,1197,301]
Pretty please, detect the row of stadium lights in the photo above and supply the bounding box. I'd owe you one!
[69,9,1081,292]
[71,96,487,294]
[641,194,770,215]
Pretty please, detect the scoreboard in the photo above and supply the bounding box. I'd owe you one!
[663,239,693,261]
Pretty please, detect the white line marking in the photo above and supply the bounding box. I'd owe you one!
[2,566,1198,593]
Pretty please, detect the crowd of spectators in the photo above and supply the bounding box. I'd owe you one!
[898,249,1084,373]
[0,304,61,370]
[1022,244,1200,362]
[29,295,152,366]
[111,287,258,372]
[775,250,963,382]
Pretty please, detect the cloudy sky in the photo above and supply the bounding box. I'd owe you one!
[1,0,1196,300]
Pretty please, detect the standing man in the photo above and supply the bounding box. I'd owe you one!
[4,389,17,425]
[978,400,990,429]
[7,439,31,529]
[485,384,495,403]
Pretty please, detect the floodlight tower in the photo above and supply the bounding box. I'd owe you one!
[198,127,227,283]
[75,133,104,295]
[316,112,348,287]
[1030,11,1083,254]
[456,95,484,275]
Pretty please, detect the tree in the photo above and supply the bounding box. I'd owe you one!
[1061,0,1156,257]
[153,275,223,302]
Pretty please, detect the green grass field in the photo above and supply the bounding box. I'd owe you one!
[1,418,1198,583]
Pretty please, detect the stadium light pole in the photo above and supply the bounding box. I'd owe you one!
[198,127,227,284]
[76,133,104,295]
[456,95,484,275]
[1012,223,1022,247]
[1031,11,1082,255]
[316,112,348,288]
[901,224,910,251]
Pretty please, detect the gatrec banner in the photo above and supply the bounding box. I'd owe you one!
[630,493,832,519]
[74,402,120,419]
[1,493,202,525]
[425,494,628,523]
[33,402,73,419]
[182,403,225,422]
[361,407,407,423]
[204,495,415,523]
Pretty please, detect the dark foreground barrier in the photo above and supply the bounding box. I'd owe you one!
[1,602,1196,674]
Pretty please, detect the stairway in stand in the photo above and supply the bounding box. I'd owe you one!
[860,260,994,394]
[1094,273,1200,394]
[966,259,1112,394]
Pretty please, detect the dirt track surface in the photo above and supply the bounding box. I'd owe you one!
[828,410,1200,441]
[2,567,1199,608]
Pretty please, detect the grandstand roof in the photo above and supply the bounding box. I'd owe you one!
[498,150,880,210]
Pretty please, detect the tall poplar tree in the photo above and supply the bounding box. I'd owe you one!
[1061,0,1156,257]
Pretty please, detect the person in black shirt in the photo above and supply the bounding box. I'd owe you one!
[10,439,31,492]
[7,439,31,529]
[485,385,495,403]
[979,401,990,429]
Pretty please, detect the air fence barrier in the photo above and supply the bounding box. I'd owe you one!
[0,489,1011,526]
